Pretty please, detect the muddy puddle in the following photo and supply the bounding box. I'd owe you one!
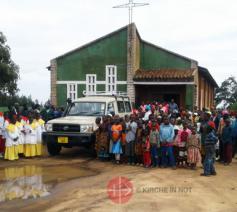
[0,164,97,203]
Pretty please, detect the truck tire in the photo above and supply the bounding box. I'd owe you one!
[47,142,62,156]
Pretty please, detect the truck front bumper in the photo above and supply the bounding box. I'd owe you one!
[42,131,95,147]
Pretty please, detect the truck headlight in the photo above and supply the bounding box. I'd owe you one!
[46,123,53,132]
[80,124,93,133]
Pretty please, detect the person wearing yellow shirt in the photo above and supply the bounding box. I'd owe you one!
[4,116,19,161]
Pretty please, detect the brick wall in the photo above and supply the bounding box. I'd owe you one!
[50,59,57,106]
[127,23,137,103]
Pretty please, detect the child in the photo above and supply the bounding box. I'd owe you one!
[177,122,191,167]
[201,124,218,176]
[4,116,19,161]
[149,122,160,167]
[173,126,180,166]
[135,120,144,166]
[143,128,151,168]
[187,126,201,169]
[221,119,233,165]
[111,116,123,164]
[125,115,137,165]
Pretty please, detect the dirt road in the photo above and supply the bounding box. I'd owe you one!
[0,147,237,212]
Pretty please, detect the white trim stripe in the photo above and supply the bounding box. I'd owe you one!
[56,80,127,85]
[57,81,86,84]
[117,81,127,85]
[133,81,195,85]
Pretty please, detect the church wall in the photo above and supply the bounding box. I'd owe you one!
[56,28,127,82]
[197,74,215,110]
[55,27,128,105]
[185,84,194,110]
[77,84,86,100]
[56,84,67,107]
[140,42,192,69]
[117,84,127,92]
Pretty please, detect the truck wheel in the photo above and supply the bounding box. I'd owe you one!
[47,142,61,156]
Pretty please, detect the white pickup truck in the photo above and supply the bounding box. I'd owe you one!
[43,94,132,156]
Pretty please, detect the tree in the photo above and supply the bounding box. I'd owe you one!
[215,77,237,105]
[0,31,19,96]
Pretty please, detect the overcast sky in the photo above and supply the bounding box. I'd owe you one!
[1,0,237,103]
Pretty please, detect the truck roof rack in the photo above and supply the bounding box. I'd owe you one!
[82,91,128,97]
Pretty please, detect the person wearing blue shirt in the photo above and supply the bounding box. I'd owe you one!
[159,116,175,169]
[201,125,218,176]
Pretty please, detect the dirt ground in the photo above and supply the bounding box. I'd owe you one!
[0,146,237,212]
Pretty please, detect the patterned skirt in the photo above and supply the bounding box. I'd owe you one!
[177,142,187,162]
[187,147,201,164]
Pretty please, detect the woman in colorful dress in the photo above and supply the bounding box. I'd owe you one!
[4,116,19,161]
[111,116,123,164]
[135,120,144,166]
[98,116,109,160]
[187,126,201,169]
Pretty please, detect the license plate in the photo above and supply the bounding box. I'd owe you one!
[58,137,68,143]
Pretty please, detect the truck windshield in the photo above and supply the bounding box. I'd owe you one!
[67,102,106,116]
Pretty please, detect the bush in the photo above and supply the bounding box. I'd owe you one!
[230,102,237,111]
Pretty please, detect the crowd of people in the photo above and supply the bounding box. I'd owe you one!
[0,99,237,177]
[94,100,237,177]
[0,110,45,161]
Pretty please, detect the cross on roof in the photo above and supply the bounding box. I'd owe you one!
[113,0,149,24]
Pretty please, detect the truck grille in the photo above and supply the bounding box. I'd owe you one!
[53,124,80,132]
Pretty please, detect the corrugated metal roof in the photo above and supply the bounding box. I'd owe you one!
[134,69,195,81]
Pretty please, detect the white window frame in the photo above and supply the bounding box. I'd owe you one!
[106,65,117,94]
[86,74,97,94]
[67,83,77,101]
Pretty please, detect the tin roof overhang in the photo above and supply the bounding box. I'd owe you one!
[133,69,195,83]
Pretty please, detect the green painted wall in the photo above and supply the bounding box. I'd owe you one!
[140,42,192,69]
[185,85,194,110]
[57,84,67,107]
[97,84,105,92]
[56,28,128,101]
[56,28,128,82]
[117,84,127,92]
[77,84,86,98]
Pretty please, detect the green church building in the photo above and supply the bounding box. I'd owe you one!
[48,23,217,110]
